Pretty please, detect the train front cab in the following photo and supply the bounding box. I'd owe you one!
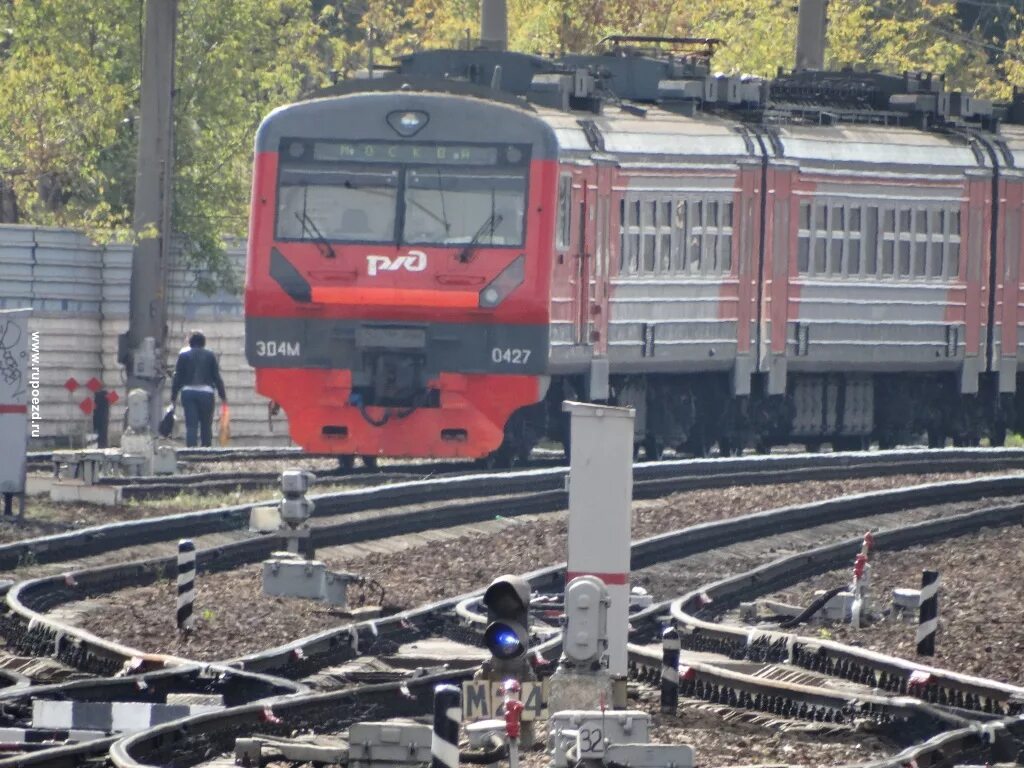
[244,91,559,459]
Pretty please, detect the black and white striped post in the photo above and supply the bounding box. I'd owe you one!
[176,539,196,631]
[916,570,939,656]
[660,626,680,713]
[431,684,461,768]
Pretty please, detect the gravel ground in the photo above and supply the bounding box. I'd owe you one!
[62,471,1008,660]
[763,523,1024,686]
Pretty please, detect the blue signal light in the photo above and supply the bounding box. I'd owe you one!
[485,622,525,659]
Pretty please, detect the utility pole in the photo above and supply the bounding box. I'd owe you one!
[795,0,827,70]
[119,0,177,435]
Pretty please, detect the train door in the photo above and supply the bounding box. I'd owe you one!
[575,163,612,351]
[587,162,612,355]
[574,175,591,345]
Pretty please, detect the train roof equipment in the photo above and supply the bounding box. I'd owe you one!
[313,35,1023,138]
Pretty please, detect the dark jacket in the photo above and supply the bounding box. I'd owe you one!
[171,346,227,402]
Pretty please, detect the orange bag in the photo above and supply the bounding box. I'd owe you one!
[218,402,231,446]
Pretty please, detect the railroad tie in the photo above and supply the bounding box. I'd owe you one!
[177,539,196,632]
[431,684,460,768]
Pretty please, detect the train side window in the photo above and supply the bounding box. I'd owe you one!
[797,201,811,274]
[556,175,572,250]
[914,241,927,277]
[643,200,657,273]
[882,240,895,276]
[629,199,641,273]
[674,200,688,273]
[898,240,912,277]
[846,206,862,276]
[947,207,962,277]
[864,207,878,276]
[848,236,861,274]
[815,238,827,274]
[720,201,733,272]
[618,198,626,272]
[659,201,673,273]
[929,242,943,277]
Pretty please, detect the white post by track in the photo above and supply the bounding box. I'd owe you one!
[176,539,196,631]
[916,570,940,656]
[563,401,635,677]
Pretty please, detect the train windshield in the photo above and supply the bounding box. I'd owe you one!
[404,168,525,246]
[275,139,529,247]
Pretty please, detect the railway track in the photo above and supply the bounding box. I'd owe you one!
[5,449,1024,766]
[96,481,1024,767]
[10,447,1024,578]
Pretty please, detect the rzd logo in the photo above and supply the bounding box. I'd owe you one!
[366,250,427,277]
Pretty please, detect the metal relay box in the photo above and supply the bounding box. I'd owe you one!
[0,309,30,499]
[262,557,355,607]
[348,720,432,768]
[548,709,650,767]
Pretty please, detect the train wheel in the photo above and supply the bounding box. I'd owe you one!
[477,444,514,470]
[990,424,1007,447]
[643,435,663,461]
[337,455,356,472]
[361,456,379,470]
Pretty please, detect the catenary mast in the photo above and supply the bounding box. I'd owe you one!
[119,0,177,433]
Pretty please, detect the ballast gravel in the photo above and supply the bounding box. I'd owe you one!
[62,471,1006,660]
[763,523,1024,686]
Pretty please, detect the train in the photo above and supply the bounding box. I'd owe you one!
[244,35,1024,465]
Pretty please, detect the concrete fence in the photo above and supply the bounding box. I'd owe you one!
[0,225,291,448]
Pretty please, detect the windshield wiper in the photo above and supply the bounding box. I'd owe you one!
[295,210,336,260]
[457,212,502,264]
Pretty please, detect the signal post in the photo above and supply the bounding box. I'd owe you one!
[552,401,635,711]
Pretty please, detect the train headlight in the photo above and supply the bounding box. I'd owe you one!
[479,255,525,308]
[387,110,429,137]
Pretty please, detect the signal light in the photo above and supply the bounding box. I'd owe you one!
[482,575,531,664]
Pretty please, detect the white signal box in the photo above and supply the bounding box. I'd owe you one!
[563,575,609,666]
[563,401,635,676]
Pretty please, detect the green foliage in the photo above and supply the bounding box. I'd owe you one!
[0,0,323,287]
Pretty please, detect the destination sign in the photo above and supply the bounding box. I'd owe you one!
[313,141,501,165]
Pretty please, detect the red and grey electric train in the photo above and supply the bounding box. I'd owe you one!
[245,41,1024,464]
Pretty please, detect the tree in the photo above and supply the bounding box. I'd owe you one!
[0,0,326,289]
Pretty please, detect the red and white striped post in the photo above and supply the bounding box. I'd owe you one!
[563,401,635,677]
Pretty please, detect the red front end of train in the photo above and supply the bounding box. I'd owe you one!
[245,92,557,459]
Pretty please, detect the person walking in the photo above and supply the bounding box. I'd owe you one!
[170,330,227,447]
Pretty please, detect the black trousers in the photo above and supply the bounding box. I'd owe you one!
[181,389,215,447]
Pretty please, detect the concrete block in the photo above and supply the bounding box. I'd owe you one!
[49,481,122,505]
[110,702,151,733]
[604,743,694,768]
[31,700,74,730]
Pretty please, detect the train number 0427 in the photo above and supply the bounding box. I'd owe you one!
[491,347,531,365]
[255,340,301,357]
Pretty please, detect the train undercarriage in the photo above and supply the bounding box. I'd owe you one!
[480,370,1019,468]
